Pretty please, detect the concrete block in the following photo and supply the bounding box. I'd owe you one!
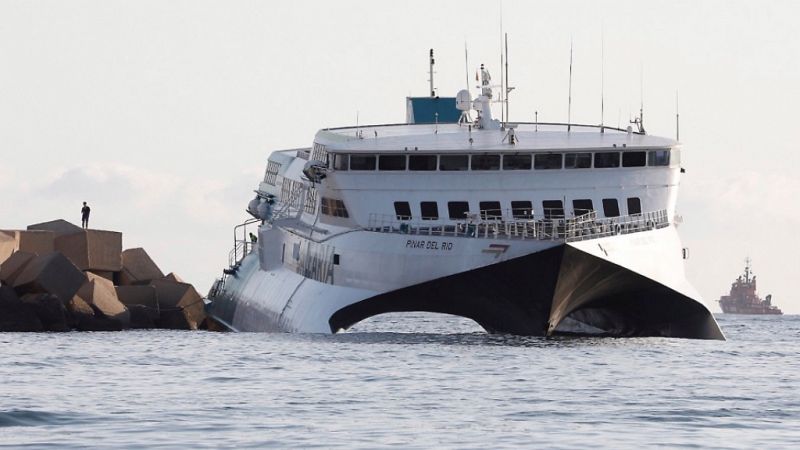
[0,251,36,286]
[150,279,206,330]
[13,252,86,304]
[0,230,55,261]
[27,219,83,237]
[164,272,184,283]
[56,230,122,272]
[87,270,116,284]
[20,293,69,332]
[115,285,159,310]
[77,273,130,328]
[128,304,156,329]
[119,248,164,285]
[0,286,43,332]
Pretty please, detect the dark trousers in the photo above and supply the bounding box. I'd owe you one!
[82,216,89,228]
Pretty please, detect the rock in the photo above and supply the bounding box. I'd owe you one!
[0,251,37,286]
[65,295,95,328]
[201,315,229,332]
[12,252,86,304]
[55,229,122,272]
[27,219,83,237]
[0,285,43,332]
[20,293,69,332]
[77,273,130,328]
[0,230,55,263]
[127,304,156,329]
[119,248,164,285]
[150,279,206,330]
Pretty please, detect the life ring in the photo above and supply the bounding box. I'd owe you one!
[614,224,621,235]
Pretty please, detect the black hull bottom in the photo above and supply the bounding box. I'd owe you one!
[329,245,724,340]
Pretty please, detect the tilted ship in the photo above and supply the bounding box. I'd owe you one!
[718,258,782,315]
[205,49,725,340]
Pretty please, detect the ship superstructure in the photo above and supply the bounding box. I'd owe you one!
[206,51,724,340]
[718,258,782,315]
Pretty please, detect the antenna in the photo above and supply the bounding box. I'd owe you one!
[499,0,504,124]
[428,49,435,97]
[568,38,573,132]
[600,28,605,133]
[676,90,680,141]
[505,33,512,123]
[464,42,470,91]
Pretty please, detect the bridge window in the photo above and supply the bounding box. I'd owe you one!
[572,199,594,216]
[409,154,437,171]
[333,154,349,171]
[602,198,620,217]
[622,151,647,167]
[534,153,563,170]
[503,154,532,170]
[379,155,407,171]
[594,152,620,168]
[542,200,564,220]
[471,154,501,170]
[564,152,592,169]
[627,197,642,215]
[511,201,533,219]
[321,197,349,218]
[439,154,469,171]
[479,201,502,219]
[648,150,670,166]
[421,201,439,220]
[394,201,411,220]
[448,201,470,219]
[350,155,376,170]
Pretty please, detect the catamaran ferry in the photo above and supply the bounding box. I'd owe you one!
[206,51,724,340]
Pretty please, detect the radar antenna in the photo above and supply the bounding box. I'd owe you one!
[428,49,436,97]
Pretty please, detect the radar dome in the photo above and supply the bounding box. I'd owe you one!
[456,89,472,111]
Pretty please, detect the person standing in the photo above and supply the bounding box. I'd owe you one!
[81,202,91,229]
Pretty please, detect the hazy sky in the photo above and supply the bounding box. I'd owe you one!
[1,1,798,313]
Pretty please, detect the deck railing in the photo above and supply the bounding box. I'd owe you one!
[366,209,669,242]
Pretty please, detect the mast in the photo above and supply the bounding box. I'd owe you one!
[568,38,573,132]
[505,33,510,123]
[428,49,435,97]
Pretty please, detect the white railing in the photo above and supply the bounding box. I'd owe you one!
[366,209,669,242]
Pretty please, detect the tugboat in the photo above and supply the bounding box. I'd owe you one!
[718,258,782,315]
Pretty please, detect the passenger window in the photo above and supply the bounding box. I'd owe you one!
[534,154,563,170]
[379,155,406,171]
[564,153,592,169]
[321,198,349,218]
[350,155,376,170]
[594,152,620,168]
[627,198,642,215]
[421,202,439,220]
[447,201,470,219]
[471,154,501,170]
[511,201,533,219]
[503,154,532,170]
[622,152,647,167]
[409,154,437,171]
[648,150,670,166]
[542,200,564,220]
[602,198,620,217]
[572,199,594,216]
[479,201,502,219]
[394,201,411,220]
[333,154,349,171]
[439,154,469,171]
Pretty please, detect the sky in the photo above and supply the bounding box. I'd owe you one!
[1,0,798,313]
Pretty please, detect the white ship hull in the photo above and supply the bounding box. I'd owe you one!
[208,223,723,339]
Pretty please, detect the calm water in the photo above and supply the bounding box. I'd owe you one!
[1,314,799,449]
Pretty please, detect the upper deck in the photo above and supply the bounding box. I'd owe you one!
[315,122,677,154]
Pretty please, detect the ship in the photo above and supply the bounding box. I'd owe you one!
[718,258,782,315]
[205,49,725,340]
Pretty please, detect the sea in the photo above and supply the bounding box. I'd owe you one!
[1,314,799,449]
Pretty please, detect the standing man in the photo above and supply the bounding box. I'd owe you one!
[81,202,91,229]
